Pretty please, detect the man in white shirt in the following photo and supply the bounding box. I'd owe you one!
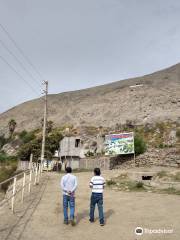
[89,168,105,226]
[60,167,77,226]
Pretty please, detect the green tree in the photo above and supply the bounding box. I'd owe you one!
[18,138,41,161]
[19,130,36,143]
[41,119,54,133]
[47,120,54,133]
[46,131,63,154]
[18,130,63,161]
[8,119,17,137]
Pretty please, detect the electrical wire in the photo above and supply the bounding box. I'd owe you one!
[0,39,42,89]
[0,54,40,96]
[0,23,44,80]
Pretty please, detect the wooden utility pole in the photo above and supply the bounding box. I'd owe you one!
[41,81,48,164]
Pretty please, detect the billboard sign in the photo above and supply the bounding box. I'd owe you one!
[105,132,134,155]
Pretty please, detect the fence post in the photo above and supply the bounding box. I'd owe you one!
[29,169,32,193]
[41,162,43,174]
[21,172,26,202]
[34,166,38,185]
[11,177,17,212]
[40,163,42,176]
[37,164,41,183]
[29,153,33,169]
[86,159,88,169]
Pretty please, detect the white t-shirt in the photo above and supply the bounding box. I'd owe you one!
[89,175,105,193]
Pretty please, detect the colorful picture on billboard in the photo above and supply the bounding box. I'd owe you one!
[105,132,134,155]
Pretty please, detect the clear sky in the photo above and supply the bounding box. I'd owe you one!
[0,0,180,113]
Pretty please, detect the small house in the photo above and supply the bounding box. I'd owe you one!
[59,136,84,169]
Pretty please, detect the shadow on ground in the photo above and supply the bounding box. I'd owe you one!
[76,209,114,225]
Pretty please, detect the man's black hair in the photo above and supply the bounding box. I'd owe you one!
[66,167,72,173]
[94,168,101,176]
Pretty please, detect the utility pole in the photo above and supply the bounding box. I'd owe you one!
[41,80,48,164]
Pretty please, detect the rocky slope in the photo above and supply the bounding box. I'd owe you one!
[0,63,180,134]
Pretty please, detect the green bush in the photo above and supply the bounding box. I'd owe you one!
[159,143,165,149]
[136,181,144,188]
[106,179,116,186]
[0,152,17,163]
[0,135,7,149]
[134,135,147,155]
[0,152,18,186]
[19,130,36,144]
[176,129,180,139]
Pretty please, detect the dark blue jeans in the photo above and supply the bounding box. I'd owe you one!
[90,193,104,224]
[63,195,75,222]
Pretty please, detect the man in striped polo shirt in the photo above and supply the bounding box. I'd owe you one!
[89,168,105,226]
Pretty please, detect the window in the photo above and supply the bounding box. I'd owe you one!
[75,139,80,148]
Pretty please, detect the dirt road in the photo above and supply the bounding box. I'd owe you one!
[0,170,180,240]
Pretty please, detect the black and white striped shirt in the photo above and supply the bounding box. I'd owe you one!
[89,176,105,193]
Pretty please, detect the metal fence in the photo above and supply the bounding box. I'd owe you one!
[0,163,43,212]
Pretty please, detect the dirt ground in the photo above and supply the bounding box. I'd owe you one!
[0,169,180,240]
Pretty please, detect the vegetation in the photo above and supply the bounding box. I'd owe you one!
[106,179,116,186]
[41,119,54,133]
[171,172,180,182]
[8,119,17,137]
[0,152,18,184]
[156,171,168,178]
[107,177,145,192]
[133,121,179,148]
[18,130,63,161]
[19,130,36,143]
[85,150,95,157]
[134,135,147,155]
[158,187,180,195]
[107,171,180,195]
[176,129,180,139]
[0,135,8,149]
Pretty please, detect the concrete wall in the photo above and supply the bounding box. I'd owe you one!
[65,156,80,169]
[79,157,110,170]
[60,136,81,157]
[17,161,30,170]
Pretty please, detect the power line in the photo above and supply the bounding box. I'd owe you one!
[0,22,44,80]
[0,39,42,89]
[0,54,40,96]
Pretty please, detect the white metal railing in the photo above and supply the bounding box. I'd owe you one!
[0,163,43,212]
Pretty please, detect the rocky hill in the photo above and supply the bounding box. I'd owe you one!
[0,63,180,134]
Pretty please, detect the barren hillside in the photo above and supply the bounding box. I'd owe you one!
[0,63,180,134]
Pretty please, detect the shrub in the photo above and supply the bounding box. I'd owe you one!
[173,172,180,182]
[0,152,17,163]
[134,135,147,155]
[176,129,180,139]
[159,143,165,149]
[85,151,94,157]
[19,130,36,144]
[156,171,168,178]
[106,179,116,186]
[136,181,144,188]
[0,135,7,149]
